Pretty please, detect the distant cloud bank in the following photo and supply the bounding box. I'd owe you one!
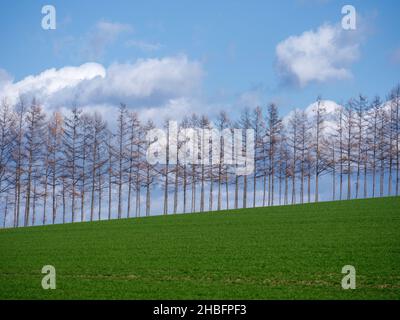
[0,55,203,120]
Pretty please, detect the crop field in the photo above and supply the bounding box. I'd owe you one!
[0,197,399,299]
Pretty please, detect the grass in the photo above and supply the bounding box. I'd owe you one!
[0,197,399,300]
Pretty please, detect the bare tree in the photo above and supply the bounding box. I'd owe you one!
[264,104,281,206]
[106,130,114,220]
[87,113,107,221]
[215,112,231,211]
[78,114,93,222]
[312,98,326,202]
[367,97,381,197]
[342,102,356,200]
[189,114,200,213]
[62,107,82,223]
[390,85,400,195]
[298,111,310,204]
[251,107,265,208]
[12,98,27,227]
[126,112,141,218]
[179,117,191,213]
[336,106,345,200]
[143,121,157,216]
[134,120,146,217]
[352,95,368,198]
[24,99,46,226]
[277,132,289,205]
[2,83,400,229]
[287,110,301,204]
[198,116,210,212]
[115,104,129,219]
[162,119,171,215]
[377,104,389,197]
[0,100,15,227]
[387,86,400,196]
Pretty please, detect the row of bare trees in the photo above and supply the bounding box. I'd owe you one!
[0,85,399,228]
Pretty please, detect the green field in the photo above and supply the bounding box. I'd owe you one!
[0,197,399,299]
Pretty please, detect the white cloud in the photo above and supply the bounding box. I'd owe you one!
[283,99,343,135]
[0,56,204,119]
[0,63,105,104]
[304,99,342,116]
[276,23,360,87]
[305,100,343,135]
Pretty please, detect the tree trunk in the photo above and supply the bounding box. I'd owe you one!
[31,179,37,226]
[183,164,187,213]
[146,168,151,216]
[234,175,239,209]
[225,171,229,209]
[3,194,8,228]
[243,175,247,208]
[43,170,48,225]
[253,171,256,208]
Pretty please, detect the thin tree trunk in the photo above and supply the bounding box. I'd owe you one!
[217,162,222,211]
[347,120,352,200]
[234,175,239,209]
[90,138,97,221]
[300,145,304,204]
[117,141,123,219]
[363,155,367,198]
[164,162,169,215]
[315,107,320,203]
[200,164,205,212]
[62,176,66,224]
[388,121,393,196]
[284,166,288,205]
[253,170,257,208]
[146,167,151,216]
[31,179,37,226]
[183,164,187,213]
[332,145,336,201]
[127,165,133,218]
[81,148,86,222]
[3,194,9,228]
[339,111,343,201]
[209,179,213,211]
[108,135,112,220]
[262,174,266,206]
[43,170,48,225]
[191,164,196,212]
[164,124,170,215]
[380,115,385,197]
[136,182,141,217]
[98,156,102,220]
[396,98,399,196]
[372,113,377,197]
[225,171,229,209]
[52,162,57,224]
[279,174,283,205]
[243,175,247,209]
[173,153,179,214]
[25,163,33,226]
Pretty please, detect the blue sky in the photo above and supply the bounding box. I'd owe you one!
[0,0,399,117]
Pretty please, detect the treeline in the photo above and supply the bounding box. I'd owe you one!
[0,84,399,228]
